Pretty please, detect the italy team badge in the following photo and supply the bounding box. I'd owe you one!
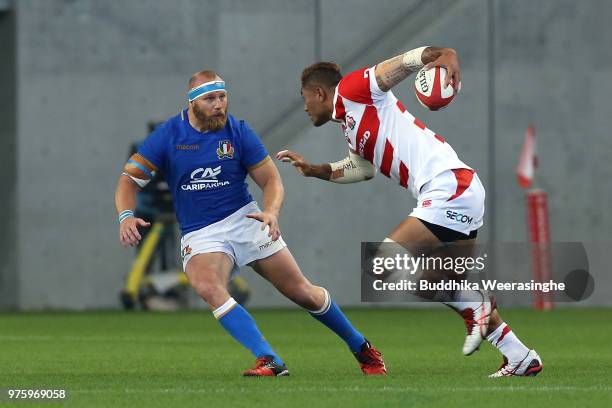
[217,140,234,159]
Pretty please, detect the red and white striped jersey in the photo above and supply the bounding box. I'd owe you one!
[332,66,470,198]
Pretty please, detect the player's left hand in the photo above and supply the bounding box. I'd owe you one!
[275,150,312,177]
[246,211,281,241]
[424,48,461,91]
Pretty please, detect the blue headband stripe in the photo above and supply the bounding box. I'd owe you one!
[188,81,226,101]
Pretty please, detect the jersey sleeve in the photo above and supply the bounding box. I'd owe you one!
[137,122,169,173]
[337,66,387,105]
[239,121,270,170]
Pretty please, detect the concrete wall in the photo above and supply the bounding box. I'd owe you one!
[11,0,423,309]
[7,0,612,309]
[247,0,491,307]
[0,8,17,309]
[492,0,612,242]
[246,0,612,307]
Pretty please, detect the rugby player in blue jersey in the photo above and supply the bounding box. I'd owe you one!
[114,70,386,376]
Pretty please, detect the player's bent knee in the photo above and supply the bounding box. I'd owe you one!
[287,283,325,311]
[191,280,228,305]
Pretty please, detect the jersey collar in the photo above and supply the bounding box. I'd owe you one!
[331,86,345,124]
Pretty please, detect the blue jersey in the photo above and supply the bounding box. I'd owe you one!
[137,110,269,235]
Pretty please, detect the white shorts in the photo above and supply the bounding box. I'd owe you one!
[180,201,287,278]
[410,168,485,236]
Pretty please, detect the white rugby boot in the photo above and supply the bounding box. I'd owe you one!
[460,292,492,355]
[489,349,543,377]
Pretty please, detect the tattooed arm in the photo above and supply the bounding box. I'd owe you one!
[375,46,461,92]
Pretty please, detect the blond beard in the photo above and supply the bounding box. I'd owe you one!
[203,115,227,131]
[193,106,228,131]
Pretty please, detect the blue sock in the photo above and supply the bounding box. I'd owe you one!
[310,289,366,353]
[214,298,283,365]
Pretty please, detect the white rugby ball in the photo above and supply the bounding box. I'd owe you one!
[414,66,459,111]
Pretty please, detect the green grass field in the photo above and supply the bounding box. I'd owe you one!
[1,308,611,407]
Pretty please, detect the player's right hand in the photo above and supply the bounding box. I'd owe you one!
[119,217,151,247]
[424,48,461,91]
[276,150,312,177]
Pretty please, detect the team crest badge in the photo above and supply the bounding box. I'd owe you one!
[181,245,192,259]
[346,114,356,130]
[216,140,234,159]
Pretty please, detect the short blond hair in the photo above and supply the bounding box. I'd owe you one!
[188,70,220,90]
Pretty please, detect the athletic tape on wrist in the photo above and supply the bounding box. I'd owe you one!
[402,46,428,70]
[329,152,376,184]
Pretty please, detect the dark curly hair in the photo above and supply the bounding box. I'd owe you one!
[301,62,343,89]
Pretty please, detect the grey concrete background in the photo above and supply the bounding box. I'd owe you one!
[2,0,611,309]
[0,8,17,309]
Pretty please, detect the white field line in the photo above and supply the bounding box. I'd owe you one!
[0,335,217,343]
[69,385,612,394]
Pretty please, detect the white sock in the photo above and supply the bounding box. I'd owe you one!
[486,322,530,362]
[212,297,237,320]
[310,288,331,315]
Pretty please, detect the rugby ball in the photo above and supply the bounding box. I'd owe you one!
[414,66,459,111]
